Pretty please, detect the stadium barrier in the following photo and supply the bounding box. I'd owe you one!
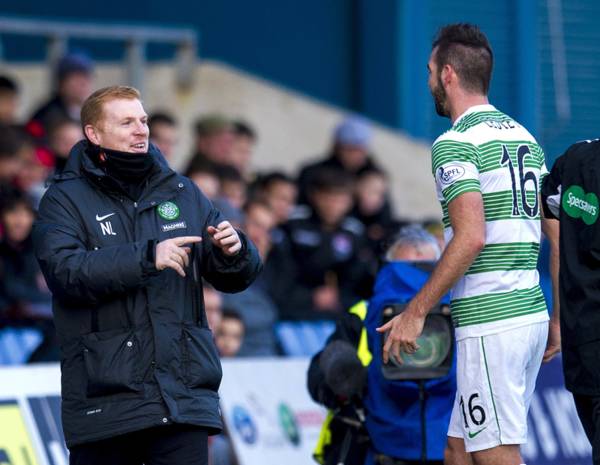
[0,356,591,465]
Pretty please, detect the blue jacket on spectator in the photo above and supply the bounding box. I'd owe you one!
[363,261,456,462]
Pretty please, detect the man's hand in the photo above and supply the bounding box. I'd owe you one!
[207,221,242,256]
[376,303,426,364]
[155,236,202,277]
[543,318,561,363]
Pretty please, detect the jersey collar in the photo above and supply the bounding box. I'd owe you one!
[452,104,497,127]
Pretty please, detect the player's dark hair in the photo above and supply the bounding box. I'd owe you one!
[432,23,493,95]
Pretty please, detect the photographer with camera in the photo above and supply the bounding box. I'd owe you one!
[308,226,456,465]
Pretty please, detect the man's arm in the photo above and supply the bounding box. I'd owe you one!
[542,207,561,362]
[198,192,262,293]
[540,154,564,362]
[377,191,486,363]
[34,190,159,304]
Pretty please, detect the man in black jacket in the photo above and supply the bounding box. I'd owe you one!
[33,86,262,465]
[541,139,599,464]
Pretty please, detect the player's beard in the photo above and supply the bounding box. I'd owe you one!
[432,76,450,118]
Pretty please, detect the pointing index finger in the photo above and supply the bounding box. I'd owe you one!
[173,236,202,246]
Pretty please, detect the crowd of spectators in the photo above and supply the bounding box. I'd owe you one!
[0,52,445,365]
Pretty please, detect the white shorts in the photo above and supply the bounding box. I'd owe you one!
[447,321,548,453]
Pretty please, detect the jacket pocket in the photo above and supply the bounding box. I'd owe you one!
[82,329,142,398]
[182,323,223,390]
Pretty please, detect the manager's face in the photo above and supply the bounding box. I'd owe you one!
[87,98,149,153]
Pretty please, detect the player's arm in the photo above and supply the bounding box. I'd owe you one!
[540,153,564,362]
[411,191,486,314]
[542,212,560,362]
[378,191,485,363]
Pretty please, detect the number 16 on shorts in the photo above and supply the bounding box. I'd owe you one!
[459,392,488,439]
[449,387,499,452]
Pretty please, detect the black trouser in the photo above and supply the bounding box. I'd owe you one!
[573,394,600,465]
[69,424,208,465]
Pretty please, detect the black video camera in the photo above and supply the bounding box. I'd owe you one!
[381,303,454,381]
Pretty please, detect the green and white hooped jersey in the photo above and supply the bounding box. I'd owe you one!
[432,104,549,340]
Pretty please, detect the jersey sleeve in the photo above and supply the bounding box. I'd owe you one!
[541,153,565,220]
[431,139,481,204]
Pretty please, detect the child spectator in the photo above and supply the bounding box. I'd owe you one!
[28,52,94,138]
[221,200,280,356]
[254,171,298,226]
[47,118,82,175]
[215,310,245,358]
[13,132,51,208]
[0,124,25,186]
[230,120,257,180]
[273,167,370,320]
[0,188,52,320]
[352,167,404,257]
[0,75,19,124]
[217,165,247,211]
[186,159,221,200]
[149,112,178,163]
[203,284,223,331]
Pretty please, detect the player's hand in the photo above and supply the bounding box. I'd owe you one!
[376,304,425,364]
[155,236,201,277]
[207,221,242,256]
[543,318,561,363]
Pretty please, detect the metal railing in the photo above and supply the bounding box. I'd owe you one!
[0,16,199,92]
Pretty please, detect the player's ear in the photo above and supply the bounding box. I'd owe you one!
[441,64,453,86]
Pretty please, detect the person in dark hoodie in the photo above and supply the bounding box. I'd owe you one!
[33,86,262,465]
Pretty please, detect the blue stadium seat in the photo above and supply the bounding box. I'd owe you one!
[0,327,44,365]
[275,320,336,357]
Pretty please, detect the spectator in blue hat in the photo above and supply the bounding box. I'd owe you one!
[297,116,384,206]
[28,52,95,139]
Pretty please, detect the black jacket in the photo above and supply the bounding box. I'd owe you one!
[272,209,370,320]
[542,139,600,395]
[33,141,262,446]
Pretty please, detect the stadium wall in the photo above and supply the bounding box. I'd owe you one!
[2,1,599,161]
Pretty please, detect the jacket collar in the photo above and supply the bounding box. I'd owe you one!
[53,140,180,206]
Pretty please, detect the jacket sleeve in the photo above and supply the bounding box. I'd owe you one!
[33,188,157,304]
[198,195,263,293]
[541,151,567,220]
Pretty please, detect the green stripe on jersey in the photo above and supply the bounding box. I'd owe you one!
[453,111,511,133]
[440,189,540,227]
[466,242,540,275]
[432,140,479,172]
[451,286,546,327]
[432,106,548,330]
[478,140,545,173]
[443,179,481,204]
[482,190,540,221]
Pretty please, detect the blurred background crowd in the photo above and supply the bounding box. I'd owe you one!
[0,52,450,365]
[0,2,588,462]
